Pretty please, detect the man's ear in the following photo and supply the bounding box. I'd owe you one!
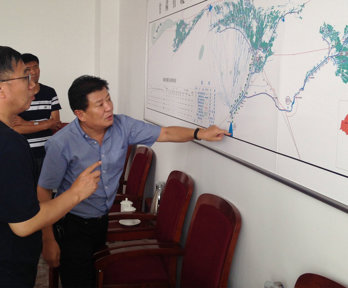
[74,110,85,121]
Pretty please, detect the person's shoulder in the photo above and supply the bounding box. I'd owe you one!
[114,114,131,122]
[0,123,27,152]
[39,83,57,94]
[52,121,72,137]
[0,122,19,138]
[113,114,142,128]
[49,121,80,144]
[114,114,140,123]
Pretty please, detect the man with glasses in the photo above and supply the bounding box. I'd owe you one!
[11,53,62,176]
[0,46,102,288]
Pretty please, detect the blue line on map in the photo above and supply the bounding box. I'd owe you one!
[244,54,335,113]
[229,122,233,137]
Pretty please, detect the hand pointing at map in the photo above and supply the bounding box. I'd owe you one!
[195,125,231,141]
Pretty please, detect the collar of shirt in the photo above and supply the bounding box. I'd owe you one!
[73,118,112,145]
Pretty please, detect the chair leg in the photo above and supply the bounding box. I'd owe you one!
[49,266,59,288]
[96,269,104,288]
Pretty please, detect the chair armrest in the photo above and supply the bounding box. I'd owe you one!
[107,212,157,242]
[107,225,156,242]
[94,239,161,260]
[108,211,157,221]
[94,242,184,271]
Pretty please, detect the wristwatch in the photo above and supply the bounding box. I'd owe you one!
[33,121,39,126]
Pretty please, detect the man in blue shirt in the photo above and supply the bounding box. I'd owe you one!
[38,75,229,288]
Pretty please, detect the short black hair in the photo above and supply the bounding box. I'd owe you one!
[0,46,22,79]
[21,53,39,64]
[68,75,109,112]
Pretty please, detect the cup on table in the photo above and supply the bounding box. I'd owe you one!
[120,198,136,212]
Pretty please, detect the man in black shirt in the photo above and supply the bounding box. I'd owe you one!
[0,46,101,288]
[12,53,62,177]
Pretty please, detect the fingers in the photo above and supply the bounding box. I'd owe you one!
[81,161,102,175]
[205,125,231,140]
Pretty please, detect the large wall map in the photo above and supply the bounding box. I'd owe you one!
[145,0,348,206]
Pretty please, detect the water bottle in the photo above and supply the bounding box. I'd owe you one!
[150,182,165,214]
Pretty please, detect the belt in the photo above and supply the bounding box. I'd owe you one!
[65,213,108,225]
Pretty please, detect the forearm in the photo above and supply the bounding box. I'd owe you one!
[37,187,56,240]
[10,161,101,237]
[157,125,229,142]
[37,191,80,230]
[157,126,198,142]
[12,119,53,134]
[9,187,80,237]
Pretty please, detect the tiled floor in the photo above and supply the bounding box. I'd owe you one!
[34,256,51,288]
[35,256,63,288]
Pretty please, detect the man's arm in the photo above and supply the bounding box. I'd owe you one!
[50,110,60,122]
[11,114,62,134]
[48,110,62,133]
[37,186,61,267]
[8,161,101,237]
[156,125,230,142]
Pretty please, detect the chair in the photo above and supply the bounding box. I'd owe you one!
[109,146,153,212]
[106,170,194,243]
[295,273,346,288]
[93,170,194,287]
[94,193,242,288]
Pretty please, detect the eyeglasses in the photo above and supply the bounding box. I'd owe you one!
[0,74,31,84]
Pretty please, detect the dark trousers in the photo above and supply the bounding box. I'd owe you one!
[55,213,108,288]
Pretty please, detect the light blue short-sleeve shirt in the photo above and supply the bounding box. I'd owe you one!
[38,114,161,218]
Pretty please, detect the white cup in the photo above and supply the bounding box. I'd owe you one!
[120,198,136,212]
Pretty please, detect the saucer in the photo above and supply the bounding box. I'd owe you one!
[119,219,141,226]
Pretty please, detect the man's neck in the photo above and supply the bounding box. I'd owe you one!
[79,122,107,145]
[0,112,12,127]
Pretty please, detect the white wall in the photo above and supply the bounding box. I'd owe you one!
[1,0,104,122]
[2,1,348,287]
[116,1,348,287]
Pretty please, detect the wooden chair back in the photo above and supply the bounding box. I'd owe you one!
[295,273,346,288]
[180,193,242,288]
[154,170,194,242]
[111,146,153,212]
